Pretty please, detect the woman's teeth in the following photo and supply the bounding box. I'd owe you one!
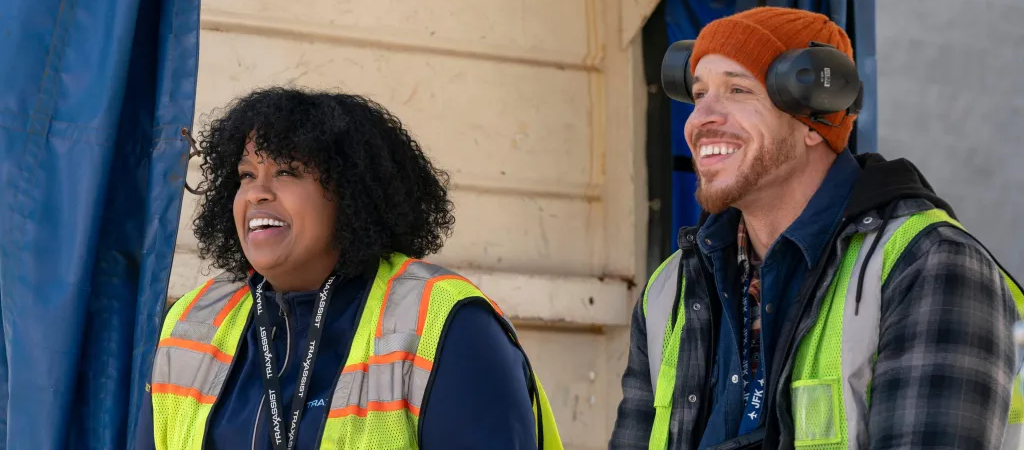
[249,218,286,231]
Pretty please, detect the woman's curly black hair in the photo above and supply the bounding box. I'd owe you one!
[192,87,456,279]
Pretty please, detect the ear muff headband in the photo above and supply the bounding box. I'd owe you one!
[661,40,697,104]
[661,40,863,123]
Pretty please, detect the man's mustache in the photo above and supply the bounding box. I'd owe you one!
[692,128,745,145]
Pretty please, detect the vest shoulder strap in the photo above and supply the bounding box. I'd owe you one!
[328,255,508,420]
[389,258,564,448]
[642,251,686,450]
[884,208,1023,314]
[882,208,961,284]
[322,255,566,448]
[161,272,251,345]
[643,250,683,395]
[381,257,493,359]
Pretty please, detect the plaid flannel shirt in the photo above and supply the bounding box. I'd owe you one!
[609,199,1017,449]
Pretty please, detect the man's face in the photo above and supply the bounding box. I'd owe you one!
[684,55,806,214]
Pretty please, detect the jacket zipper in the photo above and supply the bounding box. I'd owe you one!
[251,296,292,450]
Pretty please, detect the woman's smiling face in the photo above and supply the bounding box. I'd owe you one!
[233,137,340,291]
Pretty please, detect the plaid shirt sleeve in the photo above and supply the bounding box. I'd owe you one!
[872,225,1018,449]
[609,293,656,449]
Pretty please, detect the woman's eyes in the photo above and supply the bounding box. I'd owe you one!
[238,169,299,179]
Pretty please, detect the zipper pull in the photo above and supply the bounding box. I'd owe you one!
[276,292,290,319]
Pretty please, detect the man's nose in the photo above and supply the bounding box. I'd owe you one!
[689,96,728,128]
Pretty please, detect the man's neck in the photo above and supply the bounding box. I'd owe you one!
[737,151,837,258]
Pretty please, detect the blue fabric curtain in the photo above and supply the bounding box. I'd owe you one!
[666,0,877,249]
[0,0,200,448]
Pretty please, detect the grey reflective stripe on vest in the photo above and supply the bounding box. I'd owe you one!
[333,358,430,411]
[646,252,682,394]
[329,260,455,413]
[836,215,910,449]
[171,274,246,344]
[1004,424,1024,450]
[151,344,232,400]
[376,261,455,355]
[153,276,248,400]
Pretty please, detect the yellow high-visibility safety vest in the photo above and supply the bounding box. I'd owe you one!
[150,253,564,449]
[643,208,1024,450]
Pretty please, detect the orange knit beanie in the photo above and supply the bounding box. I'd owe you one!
[691,7,856,153]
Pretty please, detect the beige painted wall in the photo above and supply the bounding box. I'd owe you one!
[169,1,652,447]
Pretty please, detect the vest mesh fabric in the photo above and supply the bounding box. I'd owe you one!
[649,278,686,450]
[789,235,863,449]
[642,251,685,450]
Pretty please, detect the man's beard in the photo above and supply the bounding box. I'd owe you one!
[694,134,797,214]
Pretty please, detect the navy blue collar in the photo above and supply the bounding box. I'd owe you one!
[247,273,334,304]
[697,149,861,267]
[781,150,861,267]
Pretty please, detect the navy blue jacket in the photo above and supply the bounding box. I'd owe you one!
[696,150,861,447]
[136,272,537,449]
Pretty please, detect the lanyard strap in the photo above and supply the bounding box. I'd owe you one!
[740,271,753,392]
[253,275,338,450]
[739,266,766,433]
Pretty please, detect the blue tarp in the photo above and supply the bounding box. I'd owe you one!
[0,0,200,448]
[666,0,878,249]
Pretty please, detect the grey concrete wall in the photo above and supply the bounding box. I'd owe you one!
[877,0,1024,276]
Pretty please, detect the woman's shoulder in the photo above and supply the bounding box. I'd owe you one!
[166,272,249,318]
[436,299,527,370]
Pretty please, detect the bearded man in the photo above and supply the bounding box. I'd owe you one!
[610,6,1024,450]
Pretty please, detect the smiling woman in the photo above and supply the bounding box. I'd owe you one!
[136,87,564,450]
[194,88,455,287]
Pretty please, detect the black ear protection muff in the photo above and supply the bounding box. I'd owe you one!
[661,40,863,127]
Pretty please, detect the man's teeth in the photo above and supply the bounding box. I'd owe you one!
[249,218,286,230]
[698,144,740,157]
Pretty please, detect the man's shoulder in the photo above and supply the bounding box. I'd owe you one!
[884,220,1016,303]
[892,221,992,274]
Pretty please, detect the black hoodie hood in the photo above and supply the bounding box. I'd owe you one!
[845,152,958,221]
